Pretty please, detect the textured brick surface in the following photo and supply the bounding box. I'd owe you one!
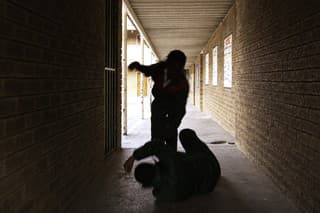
[0,0,106,212]
[201,5,236,136]
[192,0,320,212]
[235,1,320,212]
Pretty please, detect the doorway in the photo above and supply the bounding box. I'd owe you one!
[121,4,157,148]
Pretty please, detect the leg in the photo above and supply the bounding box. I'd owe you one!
[165,127,178,151]
[151,99,167,141]
[179,128,221,176]
[166,102,186,150]
[179,129,205,154]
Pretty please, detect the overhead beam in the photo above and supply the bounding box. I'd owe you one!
[123,0,160,61]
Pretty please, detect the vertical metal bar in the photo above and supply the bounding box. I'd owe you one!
[107,72,110,153]
[109,0,112,69]
[111,72,113,151]
[140,35,144,119]
[104,2,107,154]
[107,74,108,154]
[105,0,109,154]
[107,1,112,153]
[104,70,106,154]
[108,0,110,154]
[104,0,121,154]
[193,64,196,105]
[122,6,128,135]
[109,72,111,153]
[111,0,113,153]
[113,0,116,151]
[110,0,113,152]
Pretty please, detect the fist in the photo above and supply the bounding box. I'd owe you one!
[128,61,140,70]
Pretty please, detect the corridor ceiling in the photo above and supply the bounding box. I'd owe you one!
[127,0,234,68]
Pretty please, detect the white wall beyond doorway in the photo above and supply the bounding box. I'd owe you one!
[122,96,151,148]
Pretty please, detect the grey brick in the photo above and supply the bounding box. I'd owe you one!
[0,98,17,118]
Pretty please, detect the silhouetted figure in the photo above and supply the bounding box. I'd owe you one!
[123,129,221,201]
[128,50,189,151]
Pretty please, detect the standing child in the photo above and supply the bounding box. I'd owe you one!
[128,50,189,151]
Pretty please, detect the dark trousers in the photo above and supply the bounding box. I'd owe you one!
[151,98,186,151]
[179,129,221,193]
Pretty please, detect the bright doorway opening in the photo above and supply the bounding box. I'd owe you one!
[121,4,158,148]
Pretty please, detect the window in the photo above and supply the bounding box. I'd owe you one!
[212,46,218,86]
[205,53,209,85]
[224,34,232,88]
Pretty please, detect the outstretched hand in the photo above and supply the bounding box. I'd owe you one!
[123,156,135,173]
[128,61,140,71]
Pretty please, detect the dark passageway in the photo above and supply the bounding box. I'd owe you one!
[70,104,300,213]
[0,0,319,212]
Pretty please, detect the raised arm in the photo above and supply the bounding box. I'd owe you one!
[128,61,164,77]
[123,141,162,173]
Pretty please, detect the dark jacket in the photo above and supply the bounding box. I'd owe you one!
[136,61,189,101]
[133,141,221,201]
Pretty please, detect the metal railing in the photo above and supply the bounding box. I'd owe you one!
[104,0,121,155]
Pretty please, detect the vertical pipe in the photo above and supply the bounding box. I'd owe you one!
[122,5,128,135]
[193,64,196,105]
[140,35,144,119]
[105,0,110,154]
[200,53,204,111]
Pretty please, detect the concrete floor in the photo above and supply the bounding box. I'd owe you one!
[122,96,235,148]
[70,100,300,213]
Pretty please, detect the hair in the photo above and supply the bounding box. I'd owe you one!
[179,128,198,142]
[166,50,187,68]
[134,163,156,188]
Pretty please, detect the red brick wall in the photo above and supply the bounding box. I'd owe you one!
[0,0,106,212]
[235,0,320,212]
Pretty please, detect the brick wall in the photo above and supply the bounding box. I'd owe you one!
[0,0,106,212]
[201,5,236,136]
[194,0,320,211]
[235,0,320,212]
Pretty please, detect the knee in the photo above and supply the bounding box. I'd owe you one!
[179,128,195,141]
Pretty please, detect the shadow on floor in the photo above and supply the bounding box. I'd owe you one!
[70,104,299,213]
[152,176,253,213]
[70,147,300,213]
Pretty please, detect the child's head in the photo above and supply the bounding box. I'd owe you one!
[134,163,156,188]
[166,50,186,75]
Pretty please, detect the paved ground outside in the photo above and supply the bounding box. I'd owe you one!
[122,96,235,149]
